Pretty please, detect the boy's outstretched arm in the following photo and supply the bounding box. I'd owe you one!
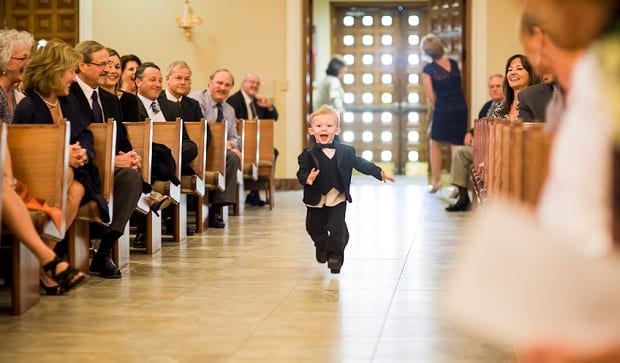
[381,169,395,183]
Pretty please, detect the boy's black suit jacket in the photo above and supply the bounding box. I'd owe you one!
[296,142,382,205]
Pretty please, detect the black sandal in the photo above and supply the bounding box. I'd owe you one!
[42,256,88,293]
[40,281,64,296]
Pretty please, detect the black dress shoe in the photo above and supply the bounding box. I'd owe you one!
[90,255,122,279]
[208,213,225,228]
[445,200,471,212]
[133,232,146,248]
[40,281,64,295]
[246,191,266,206]
[327,257,342,274]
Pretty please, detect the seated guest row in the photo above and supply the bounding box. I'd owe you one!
[0,29,278,309]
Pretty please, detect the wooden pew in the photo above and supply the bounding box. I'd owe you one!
[244,119,276,210]
[6,122,70,315]
[234,119,259,215]
[124,119,159,255]
[197,122,227,232]
[68,120,117,273]
[182,119,207,234]
[509,122,552,207]
[237,119,259,182]
[152,119,183,241]
[472,118,552,208]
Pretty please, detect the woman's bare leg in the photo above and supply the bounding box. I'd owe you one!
[3,178,84,287]
[3,178,56,264]
[430,139,443,189]
[64,169,85,228]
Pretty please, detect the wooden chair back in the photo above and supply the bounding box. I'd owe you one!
[5,122,70,315]
[237,119,259,180]
[7,122,70,239]
[124,119,163,254]
[75,119,117,221]
[244,119,276,209]
[124,119,153,183]
[519,123,552,206]
[257,119,275,176]
[183,118,208,196]
[205,121,227,191]
[151,119,183,203]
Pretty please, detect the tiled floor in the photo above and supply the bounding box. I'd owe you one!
[0,176,515,362]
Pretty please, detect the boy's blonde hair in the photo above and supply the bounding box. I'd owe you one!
[308,104,340,126]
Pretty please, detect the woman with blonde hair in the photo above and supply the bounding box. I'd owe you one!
[13,39,109,293]
[421,33,468,193]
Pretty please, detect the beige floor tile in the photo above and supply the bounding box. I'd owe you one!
[0,176,514,362]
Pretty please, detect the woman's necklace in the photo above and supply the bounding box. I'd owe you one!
[35,91,58,107]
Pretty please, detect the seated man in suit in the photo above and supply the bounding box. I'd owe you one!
[478,74,504,120]
[189,69,241,228]
[159,60,210,154]
[70,40,143,278]
[122,62,198,244]
[226,72,279,207]
[125,62,198,175]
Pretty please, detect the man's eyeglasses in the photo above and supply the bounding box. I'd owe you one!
[89,61,109,68]
[10,55,29,62]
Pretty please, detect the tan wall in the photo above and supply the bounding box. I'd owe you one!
[80,0,301,180]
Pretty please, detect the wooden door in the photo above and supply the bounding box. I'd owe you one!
[332,4,429,175]
[1,0,79,46]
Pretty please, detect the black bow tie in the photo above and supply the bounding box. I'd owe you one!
[314,142,335,149]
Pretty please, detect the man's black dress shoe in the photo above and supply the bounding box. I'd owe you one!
[133,232,146,248]
[445,200,471,212]
[209,213,225,228]
[327,257,342,274]
[90,255,121,279]
[246,191,266,207]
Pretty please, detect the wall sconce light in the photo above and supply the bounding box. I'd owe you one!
[175,0,203,41]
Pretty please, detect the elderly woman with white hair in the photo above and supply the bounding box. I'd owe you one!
[0,28,33,123]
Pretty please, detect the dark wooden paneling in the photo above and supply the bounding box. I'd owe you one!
[3,0,79,46]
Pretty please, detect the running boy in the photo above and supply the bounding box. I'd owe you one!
[297,105,395,273]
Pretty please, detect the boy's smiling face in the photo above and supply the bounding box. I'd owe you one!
[308,113,341,144]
